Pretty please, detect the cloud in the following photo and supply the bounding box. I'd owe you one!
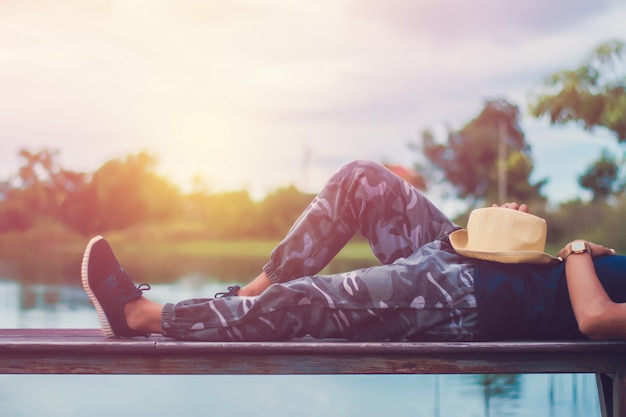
[352,0,613,43]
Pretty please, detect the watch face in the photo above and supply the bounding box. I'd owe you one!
[572,241,586,252]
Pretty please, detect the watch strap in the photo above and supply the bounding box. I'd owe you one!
[561,241,591,260]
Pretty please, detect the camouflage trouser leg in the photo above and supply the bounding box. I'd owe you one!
[161,161,480,342]
[264,160,460,281]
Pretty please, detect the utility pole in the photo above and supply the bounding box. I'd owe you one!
[498,120,507,203]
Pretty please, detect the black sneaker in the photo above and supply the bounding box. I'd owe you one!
[81,236,151,338]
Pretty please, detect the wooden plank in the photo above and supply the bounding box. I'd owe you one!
[2,351,624,375]
[1,329,626,376]
[4,329,626,354]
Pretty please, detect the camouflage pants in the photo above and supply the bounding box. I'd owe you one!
[161,160,480,341]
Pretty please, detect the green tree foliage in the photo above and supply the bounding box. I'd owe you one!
[544,197,626,254]
[202,190,259,238]
[0,149,184,235]
[420,99,546,209]
[82,152,183,233]
[6,149,626,253]
[530,39,626,141]
[0,148,87,232]
[186,185,314,239]
[0,148,318,239]
[578,149,624,202]
[258,185,314,237]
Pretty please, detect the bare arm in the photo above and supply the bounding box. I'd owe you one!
[561,242,625,340]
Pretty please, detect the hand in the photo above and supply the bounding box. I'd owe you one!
[492,202,529,213]
[587,242,616,257]
[558,241,616,259]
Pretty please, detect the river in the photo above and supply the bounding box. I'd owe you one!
[0,277,600,417]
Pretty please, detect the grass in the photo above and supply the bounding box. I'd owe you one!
[113,238,378,262]
[0,227,378,263]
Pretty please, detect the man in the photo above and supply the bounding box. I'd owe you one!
[82,160,624,342]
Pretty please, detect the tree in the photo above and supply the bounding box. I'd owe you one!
[203,190,259,238]
[63,152,183,234]
[419,99,546,209]
[530,39,626,141]
[258,185,314,237]
[0,148,88,232]
[579,149,623,203]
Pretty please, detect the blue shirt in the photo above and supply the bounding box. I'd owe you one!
[474,255,626,340]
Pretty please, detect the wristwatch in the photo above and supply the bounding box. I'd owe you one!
[561,240,591,260]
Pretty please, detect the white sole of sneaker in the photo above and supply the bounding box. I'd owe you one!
[81,235,116,338]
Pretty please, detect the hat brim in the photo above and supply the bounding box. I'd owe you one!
[449,229,561,265]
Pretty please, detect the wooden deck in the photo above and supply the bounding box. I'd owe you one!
[1,329,625,416]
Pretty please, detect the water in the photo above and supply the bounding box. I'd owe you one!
[0,278,601,417]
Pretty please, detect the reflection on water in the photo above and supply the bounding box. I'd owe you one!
[0,252,602,417]
[477,375,521,417]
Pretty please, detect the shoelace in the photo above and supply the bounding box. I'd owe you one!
[214,285,240,298]
[109,270,151,297]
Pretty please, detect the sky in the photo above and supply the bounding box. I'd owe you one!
[1,0,625,216]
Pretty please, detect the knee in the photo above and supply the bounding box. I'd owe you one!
[338,160,388,181]
[342,160,385,171]
[330,160,410,198]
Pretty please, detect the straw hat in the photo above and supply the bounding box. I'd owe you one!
[449,207,560,264]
